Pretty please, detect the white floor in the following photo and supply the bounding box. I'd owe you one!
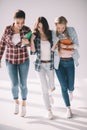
[0,79,87,130]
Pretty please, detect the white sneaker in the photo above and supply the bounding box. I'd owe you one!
[21,106,26,117]
[66,109,72,118]
[14,104,19,114]
[48,111,53,120]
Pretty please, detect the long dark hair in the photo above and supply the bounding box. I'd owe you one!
[33,17,52,43]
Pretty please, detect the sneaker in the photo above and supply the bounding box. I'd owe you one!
[21,106,26,117]
[69,92,73,101]
[66,109,72,118]
[14,104,19,114]
[48,111,53,120]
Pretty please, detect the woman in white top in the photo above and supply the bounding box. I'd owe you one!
[0,10,31,117]
[31,17,55,119]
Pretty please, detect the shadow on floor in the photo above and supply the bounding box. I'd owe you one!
[0,124,22,130]
[25,114,87,130]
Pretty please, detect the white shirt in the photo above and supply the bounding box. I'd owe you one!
[12,33,21,45]
[41,40,50,61]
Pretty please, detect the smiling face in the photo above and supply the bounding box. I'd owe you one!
[14,18,25,30]
[55,23,66,34]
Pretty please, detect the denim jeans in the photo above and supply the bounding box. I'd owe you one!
[38,63,55,110]
[6,59,29,100]
[55,58,75,106]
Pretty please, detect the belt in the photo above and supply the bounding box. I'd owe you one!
[41,60,51,63]
[60,57,73,60]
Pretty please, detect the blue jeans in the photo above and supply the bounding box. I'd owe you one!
[55,58,75,106]
[6,59,29,100]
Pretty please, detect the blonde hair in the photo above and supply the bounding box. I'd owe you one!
[54,16,67,25]
[54,16,70,38]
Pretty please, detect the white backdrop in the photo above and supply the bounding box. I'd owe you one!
[0,0,87,82]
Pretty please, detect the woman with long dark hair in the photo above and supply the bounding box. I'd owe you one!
[31,17,55,119]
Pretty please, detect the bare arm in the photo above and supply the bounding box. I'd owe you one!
[30,34,36,53]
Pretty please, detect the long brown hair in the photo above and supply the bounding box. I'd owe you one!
[55,16,70,38]
[33,17,52,43]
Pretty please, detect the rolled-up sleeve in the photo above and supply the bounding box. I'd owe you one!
[69,27,79,49]
[0,28,7,62]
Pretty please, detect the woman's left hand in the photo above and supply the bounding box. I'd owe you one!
[60,44,74,49]
[67,44,74,49]
[22,38,30,45]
